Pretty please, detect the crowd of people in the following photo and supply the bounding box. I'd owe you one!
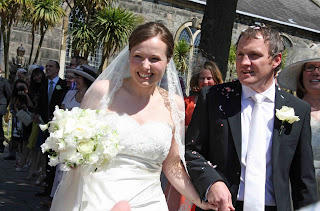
[0,21,319,211]
[0,56,98,207]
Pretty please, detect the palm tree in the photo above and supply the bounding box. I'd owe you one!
[0,0,30,78]
[173,39,191,74]
[20,2,36,65]
[69,21,96,58]
[62,0,116,66]
[92,6,139,73]
[31,0,65,63]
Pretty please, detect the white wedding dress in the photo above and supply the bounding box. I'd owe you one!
[50,112,173,211]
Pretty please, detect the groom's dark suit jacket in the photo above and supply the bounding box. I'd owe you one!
[185,80,317,211]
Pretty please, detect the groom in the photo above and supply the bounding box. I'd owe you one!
[185,26,317,211]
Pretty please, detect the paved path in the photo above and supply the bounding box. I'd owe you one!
[0,146,50,211]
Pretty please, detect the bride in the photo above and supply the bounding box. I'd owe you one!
[50,22,216,210]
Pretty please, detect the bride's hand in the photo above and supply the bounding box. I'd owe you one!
[198,201,218,210]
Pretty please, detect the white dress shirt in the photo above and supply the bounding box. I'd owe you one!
[237,82,276,206]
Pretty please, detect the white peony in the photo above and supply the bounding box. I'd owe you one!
[276,106,300,124]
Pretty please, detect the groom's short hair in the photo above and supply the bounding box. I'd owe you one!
[236,25,284,73]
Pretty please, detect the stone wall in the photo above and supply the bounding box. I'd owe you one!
[119,0,204,38]
[4,23,62,70]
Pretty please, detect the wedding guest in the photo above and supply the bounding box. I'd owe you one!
[66,56,88,90]
[34,60,67,197]
[5,80,33,163]
[277,46,320,198]
[25,67,47,180]
[14,80,34,171]
[0,67,11,153]
[69,56,78,68]
[186,25,317,211]
[28,64,39,74]
[50,64,97,198]
[185,60,223,127]
[15,68,27,81]
[65,72,76,90]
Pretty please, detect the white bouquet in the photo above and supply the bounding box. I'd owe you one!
[40,106,123,172]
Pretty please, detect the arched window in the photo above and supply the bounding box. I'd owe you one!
[174,21,201,95]
[280,34,293,50]
[65,7,102,70]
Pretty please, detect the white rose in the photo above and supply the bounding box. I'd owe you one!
[77,141,96,155]
[276,106,300,124]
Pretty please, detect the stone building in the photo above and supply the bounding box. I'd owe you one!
[1,0,319,78]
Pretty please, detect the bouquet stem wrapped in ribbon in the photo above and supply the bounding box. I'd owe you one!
[40,106,123,172]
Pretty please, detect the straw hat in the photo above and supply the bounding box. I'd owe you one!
[66,64,97,82]
[277,46,320,91]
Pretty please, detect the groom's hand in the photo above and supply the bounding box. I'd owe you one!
[207,181,235,211]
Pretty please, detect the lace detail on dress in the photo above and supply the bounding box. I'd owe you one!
[111,113,173,163]
[311,117,320,161]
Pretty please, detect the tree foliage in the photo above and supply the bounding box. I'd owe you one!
[0,0,30,78]
[68,3,140,73]
[173,39,191,73]
[30,0,65,63]
[69,21,96,58]
[93,6,139,73]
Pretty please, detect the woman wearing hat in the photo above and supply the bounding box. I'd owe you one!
[60,64,97,110]
[278,46,320,198]
[50,64,97,198]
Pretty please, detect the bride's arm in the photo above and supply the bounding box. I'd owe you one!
[162,137,217,210]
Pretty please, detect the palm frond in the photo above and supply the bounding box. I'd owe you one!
[174,39,191,73]
[92,6,139,57]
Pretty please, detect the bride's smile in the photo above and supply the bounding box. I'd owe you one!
[129,36,168,88]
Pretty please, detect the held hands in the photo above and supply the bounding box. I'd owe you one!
[198,201,218,210]
[207,181,235,211]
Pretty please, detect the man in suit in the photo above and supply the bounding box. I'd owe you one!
[0,67,11,153]
[185,26,317,211]
[35,60,67,196]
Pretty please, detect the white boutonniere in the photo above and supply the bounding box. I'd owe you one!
[55,85,62,90]
[276,106,300,135]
